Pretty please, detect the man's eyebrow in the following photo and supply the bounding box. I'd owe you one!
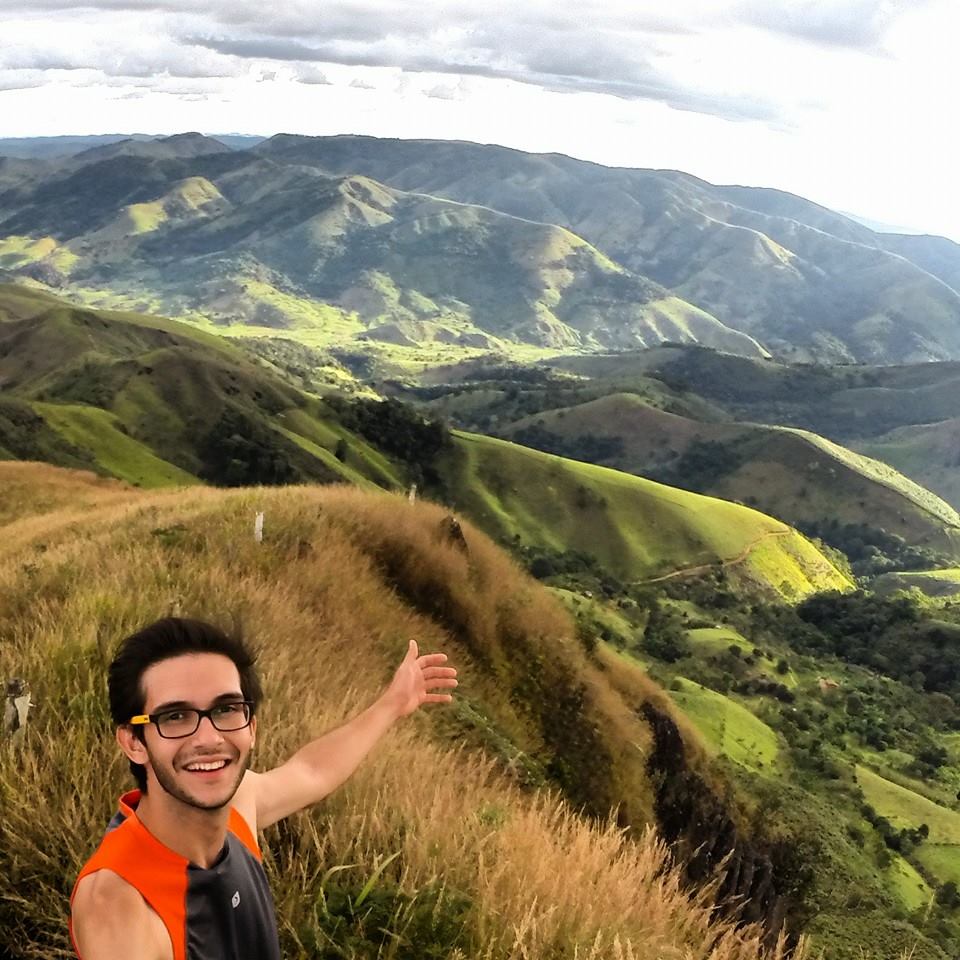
[149,692,245,713]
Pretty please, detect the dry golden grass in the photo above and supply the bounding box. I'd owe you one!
[0,463,803,960]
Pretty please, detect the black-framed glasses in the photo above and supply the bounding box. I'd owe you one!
[129,701,254,739]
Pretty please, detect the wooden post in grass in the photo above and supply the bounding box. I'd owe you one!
[2,678,33,745]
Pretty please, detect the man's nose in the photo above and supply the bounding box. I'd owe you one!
[192,714,226,743]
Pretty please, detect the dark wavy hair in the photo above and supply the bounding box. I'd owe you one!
[108,617,263,793]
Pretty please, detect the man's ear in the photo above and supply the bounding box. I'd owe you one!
[116,724,149,764]
[249,714,257,750]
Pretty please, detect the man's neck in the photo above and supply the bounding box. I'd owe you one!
[134,790,231,868]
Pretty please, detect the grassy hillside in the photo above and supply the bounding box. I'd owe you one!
[872,569,960,598]
[669,677,780,773]
[439,431,852,598]
[0,285,406,491]
[0,462,800,960]
[501,392,960,558]
[0,286,856,601]
[858,419,960,514]
[504,346,960,512]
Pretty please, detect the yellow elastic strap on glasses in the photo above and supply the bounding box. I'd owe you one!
[129,715,151,726]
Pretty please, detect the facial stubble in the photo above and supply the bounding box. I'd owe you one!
[148,744,251,811]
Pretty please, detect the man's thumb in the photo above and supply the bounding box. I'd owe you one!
[407,638,419,660]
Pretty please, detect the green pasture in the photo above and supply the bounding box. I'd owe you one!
[33,403,197,488]
[668,677,779,773]
[887,855,934,911]
[856,765,960,845]
[444,431,849,595]
[916,845,960,887]
[877,569,960,598]
[685,626,755,655]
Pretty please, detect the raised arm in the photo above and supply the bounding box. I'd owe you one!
[242,640,457,831]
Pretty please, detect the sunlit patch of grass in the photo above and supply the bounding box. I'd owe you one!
[856,765,960,844]
[32,403,196,488]
[669,678,780,773]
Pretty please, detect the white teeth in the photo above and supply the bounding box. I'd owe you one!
[186,760,227,772]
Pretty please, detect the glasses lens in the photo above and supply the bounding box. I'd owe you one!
[157,709,200,738]
[211,702,251,732]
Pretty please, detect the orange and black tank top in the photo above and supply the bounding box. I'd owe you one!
[69,790,281,960]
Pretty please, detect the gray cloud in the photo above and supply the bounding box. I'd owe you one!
[733,0,922,51]
[293,64,331,85]
[0,30,244,82]
[0,71,47,93]
[185,35,325,62]
[6,1,904,124]
[188,27,782,123]
[425,81,465,101]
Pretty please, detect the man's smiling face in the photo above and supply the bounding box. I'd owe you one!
[131,652,257,811]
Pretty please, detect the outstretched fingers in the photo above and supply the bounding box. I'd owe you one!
[421,665,457,679]
[417,652,449,667]
[424,693,455,704]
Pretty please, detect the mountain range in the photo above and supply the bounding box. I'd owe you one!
[3,133,960,363]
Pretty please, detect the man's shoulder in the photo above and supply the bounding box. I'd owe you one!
[231,768,261,837]
[72,869,171,960]
[73,866,144,910]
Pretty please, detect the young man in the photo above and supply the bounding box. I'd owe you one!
[70,617,458,960]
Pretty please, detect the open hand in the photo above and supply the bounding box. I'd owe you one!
[387,640,458,718]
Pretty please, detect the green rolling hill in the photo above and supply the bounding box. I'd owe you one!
[499,393,960,560]
[0,284,850,598]
[0,284,400,490]
[441,431,851,598]
[505,345,960,513]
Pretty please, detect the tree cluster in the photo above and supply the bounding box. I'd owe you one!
[798,519,952,576]
[511,424,625,465]
[199,407,302,486]
[796,591,960,701]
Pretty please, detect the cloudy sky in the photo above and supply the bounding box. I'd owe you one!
[2,1,958,239]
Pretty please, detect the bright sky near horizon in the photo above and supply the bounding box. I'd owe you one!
[2,1,958,240]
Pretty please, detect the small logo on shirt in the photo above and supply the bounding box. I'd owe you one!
[231,891,241,909]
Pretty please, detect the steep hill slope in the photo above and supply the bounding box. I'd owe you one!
[0,462,805,960]
[253,134,960,363]
[858,419,960,513]
[0,284,401,489]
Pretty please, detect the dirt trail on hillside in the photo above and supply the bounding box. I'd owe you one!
[640,529,791,585]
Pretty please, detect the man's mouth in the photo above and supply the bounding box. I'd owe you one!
[183,758,231,775]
